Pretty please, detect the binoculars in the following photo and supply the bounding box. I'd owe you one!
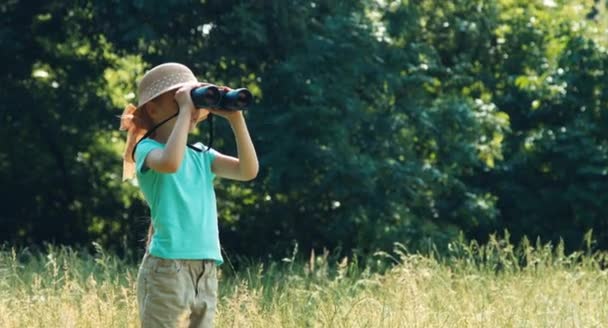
[190,85,253,111]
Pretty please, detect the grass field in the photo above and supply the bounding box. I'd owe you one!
[1,234,607,327]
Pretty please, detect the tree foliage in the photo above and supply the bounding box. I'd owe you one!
[1,0,607,259]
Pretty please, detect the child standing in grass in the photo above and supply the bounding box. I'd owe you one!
[120,62,258,327]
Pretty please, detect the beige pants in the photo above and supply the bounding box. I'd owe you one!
[136,253,218,328]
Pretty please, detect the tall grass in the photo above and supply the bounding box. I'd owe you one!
[1,233,607,327]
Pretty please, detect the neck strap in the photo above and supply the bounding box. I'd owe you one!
[131,111,178,161]
[130,111,214,161]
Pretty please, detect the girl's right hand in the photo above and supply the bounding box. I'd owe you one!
[175,82,213,117]
[174,83,200,115]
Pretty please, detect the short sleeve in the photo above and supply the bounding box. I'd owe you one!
[206,147,217,163]
[206,148,218,178]
[192,142,218,179]
[135,139,162,174]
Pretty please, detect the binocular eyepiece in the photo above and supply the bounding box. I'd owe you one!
[190,85,253,111]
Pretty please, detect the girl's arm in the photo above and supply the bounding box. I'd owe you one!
[145,223,154,253]
[145,84,197,173]
[211,111,259,181]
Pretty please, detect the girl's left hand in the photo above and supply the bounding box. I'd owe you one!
[208,86,244,122]
[208,108,243,122]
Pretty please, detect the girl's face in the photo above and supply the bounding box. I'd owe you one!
[150,90,179,121]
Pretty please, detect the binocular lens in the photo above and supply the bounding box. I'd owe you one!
[220,88,253,110]
[190,86,221,108]
[190,86,253,111]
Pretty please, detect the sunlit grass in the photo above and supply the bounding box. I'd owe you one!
[1,233,607,327]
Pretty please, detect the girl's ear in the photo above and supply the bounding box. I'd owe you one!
[143,102,157,119]
[138,105,154,127]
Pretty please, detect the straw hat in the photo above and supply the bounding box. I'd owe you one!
[120,62,199,181]
[137,62,198,108]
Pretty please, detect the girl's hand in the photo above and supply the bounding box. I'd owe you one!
[174,82,199,115]
[208,108,243,122]
[209,86,244,122]
[175,82,213,112]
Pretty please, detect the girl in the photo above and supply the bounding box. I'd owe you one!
[120,62,258,327]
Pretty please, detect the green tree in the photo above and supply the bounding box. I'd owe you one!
[2,0,607,260]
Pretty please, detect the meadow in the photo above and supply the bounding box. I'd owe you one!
[1,234,607,328]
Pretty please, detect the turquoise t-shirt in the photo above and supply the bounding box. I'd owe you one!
[135,138,223,265]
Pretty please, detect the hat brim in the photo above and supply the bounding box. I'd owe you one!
[136,82,195,109]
